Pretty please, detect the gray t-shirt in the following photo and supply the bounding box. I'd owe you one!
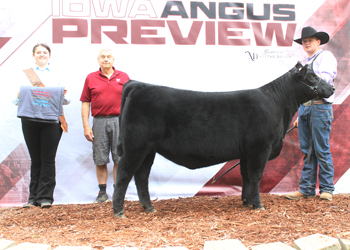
[17,86,65,123]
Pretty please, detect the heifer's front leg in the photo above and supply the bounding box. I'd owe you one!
[113,157,134,218]
[134,152,156,214]
[246,155,268,210]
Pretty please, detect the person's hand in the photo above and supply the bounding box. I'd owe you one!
[17,91,20,99]
[63,89,67,95]
[84,126,94,142]
[293,118,298,128]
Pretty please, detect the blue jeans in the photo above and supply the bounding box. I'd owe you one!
[298,103,334,196]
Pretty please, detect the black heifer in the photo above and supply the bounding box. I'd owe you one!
[113,62,334,218]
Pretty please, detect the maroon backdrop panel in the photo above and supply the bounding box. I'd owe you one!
[0,143,30,200]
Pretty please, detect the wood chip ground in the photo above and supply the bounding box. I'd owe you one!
[1,194,349,249]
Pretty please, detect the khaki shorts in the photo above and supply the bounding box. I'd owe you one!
[92,116,120,166]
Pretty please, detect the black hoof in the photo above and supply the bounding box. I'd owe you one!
[114,211,126,218]
[145,207,157,213]
[243,200,253,207]
[253,204,265,210]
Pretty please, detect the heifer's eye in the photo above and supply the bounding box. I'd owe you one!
[313,74,322,81]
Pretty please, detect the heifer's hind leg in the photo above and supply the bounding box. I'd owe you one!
[134,152,156,214]
[240,159,252,207]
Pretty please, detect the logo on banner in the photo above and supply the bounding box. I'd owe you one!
[52,0,297,47]
[245,51,258,61]
[246,49,292,61]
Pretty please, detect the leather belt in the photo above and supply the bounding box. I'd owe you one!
[303,99,327,107]
[95,115,118,118]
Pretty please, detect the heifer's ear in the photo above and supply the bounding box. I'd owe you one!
[296,64,308,80]
[290,61,303,75]
[295,61,303,70]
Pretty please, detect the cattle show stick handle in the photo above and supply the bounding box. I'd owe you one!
[211,125,297,184]
[285,125,297,134]
[212,161,240,183]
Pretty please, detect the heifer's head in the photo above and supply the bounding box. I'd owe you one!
[291,62,335,101]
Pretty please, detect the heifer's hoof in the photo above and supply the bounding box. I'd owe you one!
[114,212,126,218]
[243,201,253,207]
[145,207,157,213]
[253,204,265,210]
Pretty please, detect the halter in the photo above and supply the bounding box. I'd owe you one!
[289,66,322,99]
[295,74,322,98]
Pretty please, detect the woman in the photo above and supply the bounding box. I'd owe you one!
[13,43,70,208]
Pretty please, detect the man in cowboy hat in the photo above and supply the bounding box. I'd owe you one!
[285,26,337,201]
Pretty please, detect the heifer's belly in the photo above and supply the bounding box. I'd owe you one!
[153,128,284,169]
[156,147,239,169]
[268,138,284,160]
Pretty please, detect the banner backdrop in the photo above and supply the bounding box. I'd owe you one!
[0,0,350,207]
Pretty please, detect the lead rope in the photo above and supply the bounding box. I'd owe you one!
[305,99,314,164]
[305,51,323,164]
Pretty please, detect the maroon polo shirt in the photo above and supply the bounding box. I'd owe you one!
[80,67,130,116]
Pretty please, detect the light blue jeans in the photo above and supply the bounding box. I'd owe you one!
[297,103,334,196]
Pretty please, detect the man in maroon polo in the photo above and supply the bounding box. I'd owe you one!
[80,49,130,203]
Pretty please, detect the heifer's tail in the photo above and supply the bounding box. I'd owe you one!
[117,79,139,157]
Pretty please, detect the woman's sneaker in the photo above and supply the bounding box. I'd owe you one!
[41,202,52,208]
[23,202,37,208]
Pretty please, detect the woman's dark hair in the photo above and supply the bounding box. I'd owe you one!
[33,43,51,54]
